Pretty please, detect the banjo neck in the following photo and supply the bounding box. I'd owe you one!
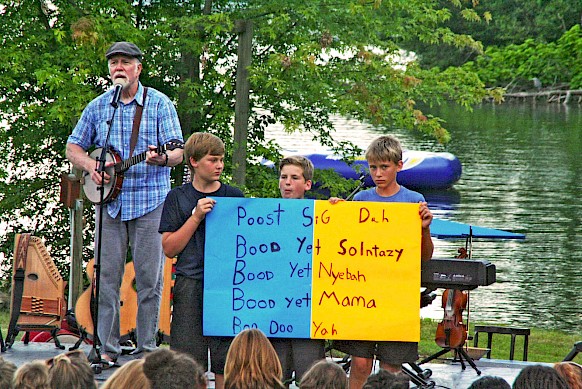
[115,148,151,174]
[114,142,182,173]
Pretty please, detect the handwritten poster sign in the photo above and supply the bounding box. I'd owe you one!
[203,197,421,342]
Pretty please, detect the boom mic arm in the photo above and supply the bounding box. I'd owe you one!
[345,173,367,201]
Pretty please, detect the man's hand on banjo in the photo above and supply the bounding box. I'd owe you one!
[146,145,168,166]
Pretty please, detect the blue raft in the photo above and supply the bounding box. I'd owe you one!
[305,150,462,190]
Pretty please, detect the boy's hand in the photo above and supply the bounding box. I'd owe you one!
[328,197,344,204]
[192,198,217,221]
[419,201,433,230]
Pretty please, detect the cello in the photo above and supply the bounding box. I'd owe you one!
[434,288,468,348]
[434,247,469,348]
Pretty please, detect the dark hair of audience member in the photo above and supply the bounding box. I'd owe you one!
[224,328,285,389]
[143,348,207,389]
[512,364,569,389]
[0,356,17,389]
[468,375,511,389]
[101,359,151,389]
[299,359,347,389]
[12,360,50,389]
[46,349,96,389]
[554,361,582,389]
[362,369,410,389]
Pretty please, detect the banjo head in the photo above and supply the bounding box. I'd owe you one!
[84,148,121,204]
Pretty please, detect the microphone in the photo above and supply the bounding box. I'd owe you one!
[110,82,123,108]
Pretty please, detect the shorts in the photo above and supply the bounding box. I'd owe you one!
[270,338,325,383]
[332,340,418,365]
[170,275,231,374]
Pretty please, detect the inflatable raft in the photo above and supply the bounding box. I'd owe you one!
[301,150,462,190]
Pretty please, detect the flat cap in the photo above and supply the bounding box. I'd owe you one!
[105,42,143,59]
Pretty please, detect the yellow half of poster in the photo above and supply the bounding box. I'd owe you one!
[310,201,422,342]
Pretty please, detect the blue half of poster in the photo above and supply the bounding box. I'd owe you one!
[203,197,315,338]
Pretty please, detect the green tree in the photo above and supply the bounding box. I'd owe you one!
[463,25,582,90]
[405,0,582,69]
[474,0,581,46]
[0,0,490,287]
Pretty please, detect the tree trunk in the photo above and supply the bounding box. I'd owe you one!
[233,20,253,187]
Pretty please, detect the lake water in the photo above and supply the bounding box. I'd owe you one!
[266,102,582,334]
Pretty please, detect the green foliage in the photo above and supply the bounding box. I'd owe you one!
[0,0,488,287]
[463,25,582,90]
[407,0,582,70]
[475,0,581,46]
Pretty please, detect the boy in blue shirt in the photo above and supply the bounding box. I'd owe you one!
[333,135,434,388]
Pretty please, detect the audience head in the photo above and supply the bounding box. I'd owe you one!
[362,368,410,389]
[224,328,284,389]
[143,348,207,389]
[299,360,347,389]
[0,356,17,389]
[12,360,50,389]
[513,364,569,389]
[554,361,582,389]
[46,349,96,389]
[468,375,510,389]
[101,359,151,389]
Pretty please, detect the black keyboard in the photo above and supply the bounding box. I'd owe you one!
[421,258,496,290]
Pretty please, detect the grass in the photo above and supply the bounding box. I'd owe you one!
[2,309,580,364]
[419,318,581,363]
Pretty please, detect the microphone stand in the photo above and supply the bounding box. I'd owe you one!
[88,91,120,374]
[345,173,368,201]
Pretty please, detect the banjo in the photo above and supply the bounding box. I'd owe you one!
[83,141,184,204]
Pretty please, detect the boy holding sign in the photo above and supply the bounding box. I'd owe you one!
[159,133,244,389]
[333,135,434,388]
[271,156,326,386]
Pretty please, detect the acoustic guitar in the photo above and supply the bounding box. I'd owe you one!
[75,259,138,338]
[83,141,184,204]
[75,257,174,342]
